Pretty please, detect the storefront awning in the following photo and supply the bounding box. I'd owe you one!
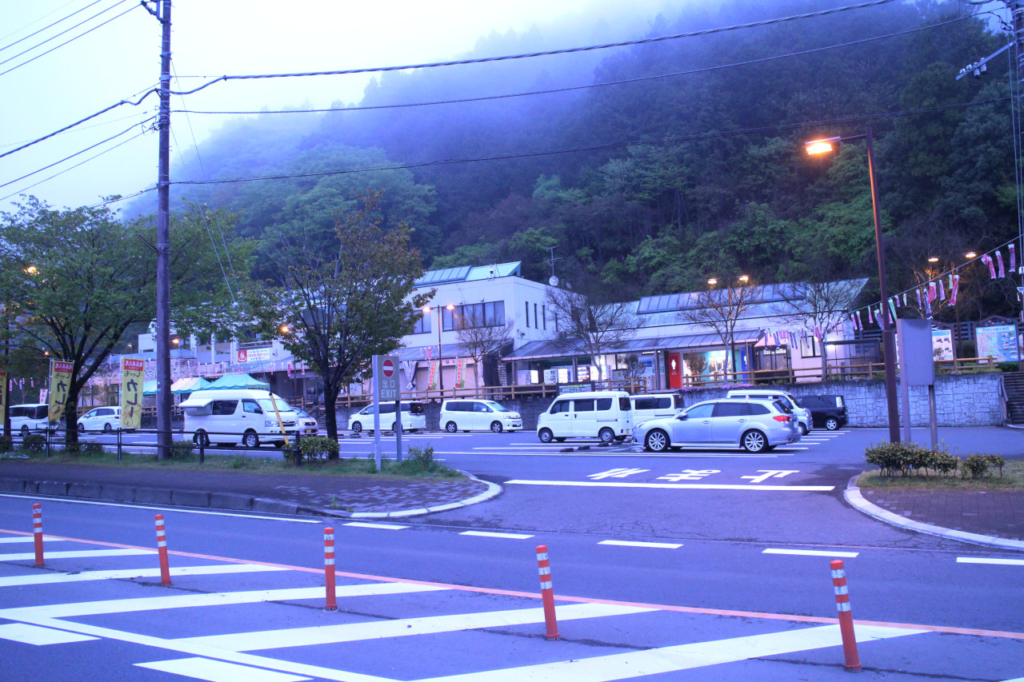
[392,344,466,362]
[501,330,763,362]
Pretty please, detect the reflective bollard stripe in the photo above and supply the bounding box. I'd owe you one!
[324,527,337,611]
[829,559,861,670]
[536,544,559,640]
[155,515,172,586]
[32,504,44,567]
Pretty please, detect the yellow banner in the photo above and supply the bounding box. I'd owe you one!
[120,358,145,429]
[47,360,73,423]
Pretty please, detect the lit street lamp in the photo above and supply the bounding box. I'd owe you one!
[422,304,456,395]
[806,128,900,443]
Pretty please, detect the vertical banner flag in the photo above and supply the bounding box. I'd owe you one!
[949,274,960,306]
[938,279,946,301]
[120,358,145,429]
[996,250,1006,278]
[47,360,73,423]
[0,369,6,422]
[1010,243,1017,273]
[427,361,438,391]
[888,299,898,321]
[981,253,997,279]
[868,308,874,324]
[455,358,466,389]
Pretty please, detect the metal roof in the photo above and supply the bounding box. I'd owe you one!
[501,329,762,361]
[635,281,866,315]
[415,262,522,288]
[415,265,472,287]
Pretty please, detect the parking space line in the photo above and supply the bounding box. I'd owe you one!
[957,557,1024,567]
[344,522,409,531]
[763,548,859,558]
[598,540,682,549]
[459,531,534,540]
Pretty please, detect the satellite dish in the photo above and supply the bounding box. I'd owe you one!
[549,276,559,287]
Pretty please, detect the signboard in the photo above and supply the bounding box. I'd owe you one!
[932,329,954,361]
[976,324,1019,362]
[374,355,399,401]
[47,360,73,423]
[237,347,272,364]
[455,358,466,389]
[426,361,438,390]
[120,358,145,429]
[895,319,935,386]
[558,382,594,394]
[543,368,558,385]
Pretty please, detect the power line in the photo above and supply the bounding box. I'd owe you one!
[169,97,1007,189]
[0,0,107,54]
[0,110,154,150]
[0,118,153,189]
[170,0,898,97]
[0,0,82,43]
[173,16,967,118]
[0,1,139,78]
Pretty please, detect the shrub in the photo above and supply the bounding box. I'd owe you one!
[170,440,194,458]
[865,443,961,477]
[930,451,959,476]
[865,442,909,477]
[984,454,1006,477]
[23,434,46,452]
[0,434,12,453]
[961,455,990,479]
[997,362,1019,373]
[298,436,339,463]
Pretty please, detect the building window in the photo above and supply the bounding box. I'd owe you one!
[443,301,506,331]
[542,305,546,330]
[525,301,530,328]
[800,335,820,358]
[412,309,431,334]
[534,303,538,330]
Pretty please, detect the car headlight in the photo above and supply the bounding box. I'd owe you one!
[265,420,275,427]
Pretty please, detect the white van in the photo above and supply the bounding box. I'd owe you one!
[536,391,633,444]
[180,389,298,448]
[726,389,812,435]
[10,404,58,435]
[440,399,523,433]
[630,394,685,425]
[348,401,426,433]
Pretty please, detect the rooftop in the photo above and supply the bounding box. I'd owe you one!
[415,262,522,288]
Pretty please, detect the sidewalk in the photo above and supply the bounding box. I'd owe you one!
[0,461,498,519]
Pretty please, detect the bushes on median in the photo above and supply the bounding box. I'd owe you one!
[865,444,1005,479]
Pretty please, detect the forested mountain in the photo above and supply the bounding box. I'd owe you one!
[155,0,1018,319]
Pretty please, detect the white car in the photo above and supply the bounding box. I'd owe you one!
[180,389,299,448]
[440,399,523,433]
[726,389,813,435]
[536,391,633,444]
[633,399,801,453]
[295,408,319,436]
[78,406,123,433]
[349,401,426,433]
[10,404,59,435]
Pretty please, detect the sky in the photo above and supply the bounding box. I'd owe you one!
[0,0,671,213]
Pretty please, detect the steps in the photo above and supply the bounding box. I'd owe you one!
[1002,372,1024,424]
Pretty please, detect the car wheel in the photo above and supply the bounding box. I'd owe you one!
[351,421,362,433]
[644,429,670,452]
[490,421,503,433]
[103,423,112,433]
[193,431,210,448]
[445,421,458,433]
[243,430,260,449]
[21,425,30,436]
[77,423,85,433]
[273,441,285,448]
[538,428,553,443]
[742,430,767,453]
[799,423,808,436]
[825,417,840,431]
[599,427,615,444]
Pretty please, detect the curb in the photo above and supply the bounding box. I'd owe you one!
[306,471,503,520]
[844,475,1024,553]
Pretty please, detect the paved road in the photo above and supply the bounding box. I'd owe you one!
[1,426,1023,680]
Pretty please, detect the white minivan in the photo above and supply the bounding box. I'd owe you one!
[10,404,58,435]
[536,390,633,444]
[180,389,299,448]
[348,401,426,433]
[725,389,812,435]
[78,406,123,433]
[631,393,685,425]
[440,399,523,433]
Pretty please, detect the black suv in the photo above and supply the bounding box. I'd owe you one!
[795,395,848,431]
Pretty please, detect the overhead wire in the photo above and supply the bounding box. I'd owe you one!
[169,0,898,96]
[0,0,107,54]
[0,0,82,43]
[0,110,155,150]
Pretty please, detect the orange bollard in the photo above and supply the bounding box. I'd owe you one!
[831,560,862,671]
[155,515,171,586]
[536,545,559,640]
[32,503,43,567]
[324,527,337,611]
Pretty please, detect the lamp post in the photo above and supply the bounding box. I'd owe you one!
[806,128,900,443]
[422,304,455,396]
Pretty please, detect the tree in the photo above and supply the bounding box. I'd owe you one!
[0,197,250,446]
[779,279,865,381]
[255,192,430,447]
[681,281,761,376]
[545,286,636,383]
[455,307,513,393]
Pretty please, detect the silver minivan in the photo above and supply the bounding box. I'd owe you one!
[633,398,800,453]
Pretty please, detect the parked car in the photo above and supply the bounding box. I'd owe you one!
[630,393,685,425]
[10,404,60,435]
[348,401,426,433]
[536,390,633,444]
[77,406,123,433]
[295,408,319,436]
[725,389,812,435]
[795,394,848,430]
[633,398,800,453]
[180,389,299,448]
[440,399,523,433]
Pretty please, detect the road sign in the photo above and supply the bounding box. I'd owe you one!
[382,358,395,378]
[374,355,399,401]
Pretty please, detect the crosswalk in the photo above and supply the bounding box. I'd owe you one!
[0,529,1019,681]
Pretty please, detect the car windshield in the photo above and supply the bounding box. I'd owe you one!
[258,398,294,413]
[296,409,311,418]
[485,402,509,412]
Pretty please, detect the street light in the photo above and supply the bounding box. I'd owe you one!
[422,304,456,395]
[738,274,749,283]
[24,266,37,275]
[928,257,939,263]
[965,251,977,259]
[707,278,718,286]
[806,127,900,443]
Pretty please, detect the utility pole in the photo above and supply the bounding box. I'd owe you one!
[145,0,173,458]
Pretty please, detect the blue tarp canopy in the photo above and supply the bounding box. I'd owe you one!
[170,377,213,394]
[142,380,158,396]
[206,373,270,390]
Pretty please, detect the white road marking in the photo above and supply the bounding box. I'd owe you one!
[176,604,653,652]
[505,480,834,492]
[0,582,447,620]
[0,536,65,544]
[598,540,682,549]
[344,522,408,531]
[0,493,321,523]
[0,623,98,645]
[0,563,288,588]
[459,531,534,540]
[763,548,860,558]
[957,557,1024,567]
[440,451,793,458]
[414,624,925,682]
[136,657,310,682]
[0,548,154,561]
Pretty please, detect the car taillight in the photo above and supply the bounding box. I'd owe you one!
[773,415,791,422]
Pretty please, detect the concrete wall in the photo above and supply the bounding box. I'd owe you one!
[332,373,1006,431]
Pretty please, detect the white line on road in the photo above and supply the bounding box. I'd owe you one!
[413,624,925,682]
[0,563,289,588]
[137,658,309,682]
[505,480,835,492]
[763,548,859,558]
[175,603,653,652]
[0,536,65,543]
[598,540,682,549]
[0,623,98,646]
[344,522,408,531]
[0,493,322,523]
[459,531,534,540]
[442,451,792,458]
[957,557,1024,566]
[0,548,154,562]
